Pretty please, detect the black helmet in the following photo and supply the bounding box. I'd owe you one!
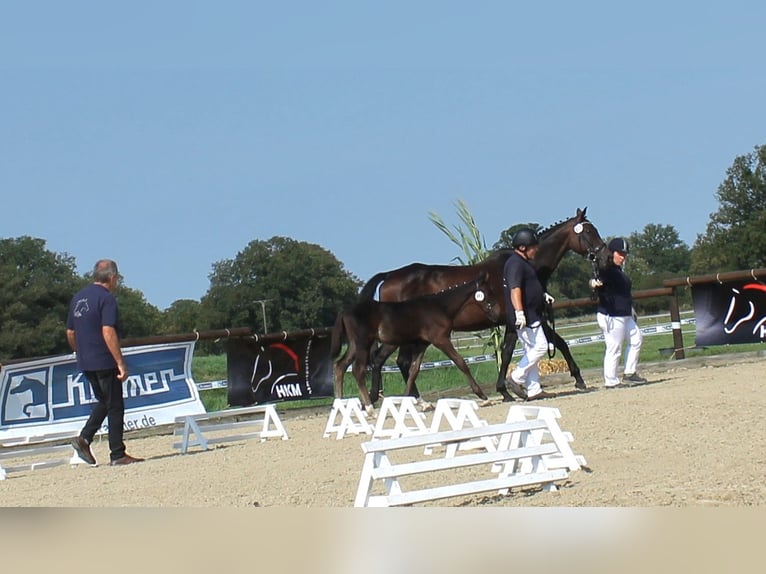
[512,228,539,249]
[608,237,630,254]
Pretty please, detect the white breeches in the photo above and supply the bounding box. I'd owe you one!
[510,322,548,397]
[597,312,643,386]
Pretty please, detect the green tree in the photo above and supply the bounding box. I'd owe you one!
[629,223,691,276]
[200,236,361,333]
[545,252,595,302]
[0,237,81,360]
[625,224,692,313]
[162,299,203,335]
[114,286,163,339]
[691,144,766,274]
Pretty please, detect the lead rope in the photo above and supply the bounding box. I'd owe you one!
[545,297,557,359]
[588,253,601,302]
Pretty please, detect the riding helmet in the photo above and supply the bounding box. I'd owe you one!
[608,237,630,254]
[512,228,539,249]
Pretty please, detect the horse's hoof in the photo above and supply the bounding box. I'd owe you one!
[501,395,516,403]
[416,399,435,412]
[575,381,587,390]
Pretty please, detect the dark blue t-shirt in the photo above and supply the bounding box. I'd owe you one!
[66,283,120,371]
[503,252,545,325]
[596,264,634,317]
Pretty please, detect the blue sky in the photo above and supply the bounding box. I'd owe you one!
[2,2,764,310]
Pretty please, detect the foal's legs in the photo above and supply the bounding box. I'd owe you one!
[369,343,393,404]
[333,341,357,399]
[369,342,400,404]
[430,336,488,401]
[351,348,375,414]
[403,341,430,398]
[395,344,421,399]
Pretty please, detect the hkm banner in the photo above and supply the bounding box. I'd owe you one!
[226,335,334,406]
[692,281,766,346]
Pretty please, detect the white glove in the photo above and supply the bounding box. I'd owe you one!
[514,310,527,329]
[544,292,555,305]
[589,278,603,289]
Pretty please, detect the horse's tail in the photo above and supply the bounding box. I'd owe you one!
[358,271,389,300]
[329,310,346,359]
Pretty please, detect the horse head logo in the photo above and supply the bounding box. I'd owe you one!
[73,298,90,318]
[723,283,766,336]
[250,343,301,398]
[8,374,49,419]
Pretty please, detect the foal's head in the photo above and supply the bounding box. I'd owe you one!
[464,271,502,323]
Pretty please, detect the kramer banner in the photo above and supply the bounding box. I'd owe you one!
[692,281,766,346]
[0,342,205,444]
[226,334,334,406]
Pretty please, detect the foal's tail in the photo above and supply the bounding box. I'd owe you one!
[358,271,389,300]
[329,310,347,359]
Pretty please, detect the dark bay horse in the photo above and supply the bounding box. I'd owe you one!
[359,207,609,403]
[330,272,501,413]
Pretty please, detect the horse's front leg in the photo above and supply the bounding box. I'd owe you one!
[403,345,426,398]
[396,344,421,399]
[369,343,397,405]
[368,343,384,404]
[404,342,434,411]
[333,343,356,399]
[543,324,586,390]
[351,351,375,415]
[433,338,488,401]
[495,327,518,402]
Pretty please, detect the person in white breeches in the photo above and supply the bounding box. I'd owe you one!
[503,228,554,401]
[590,237,648,388]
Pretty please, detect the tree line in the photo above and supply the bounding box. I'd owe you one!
[2,145,764,361]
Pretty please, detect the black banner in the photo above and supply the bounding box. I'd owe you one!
[692,281,766,346]
[225,334,334,406]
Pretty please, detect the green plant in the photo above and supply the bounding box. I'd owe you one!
[428,199,504,366]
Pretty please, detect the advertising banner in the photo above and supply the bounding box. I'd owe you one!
[692,281,766,346]
[0,342,205,444]
[226,334,334,406]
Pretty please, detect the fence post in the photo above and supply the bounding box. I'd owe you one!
[668,286,685,360]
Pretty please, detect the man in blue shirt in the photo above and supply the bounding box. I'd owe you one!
[503,228,554,401]
[66,259,143,466]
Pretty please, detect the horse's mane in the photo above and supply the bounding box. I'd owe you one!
[537,213,586,240]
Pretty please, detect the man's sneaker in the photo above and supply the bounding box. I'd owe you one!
[71,437,97,466]
[110,454,144,466]
[623,372,648,384]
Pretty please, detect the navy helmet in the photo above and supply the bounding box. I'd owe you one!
[512,228,539,249]
[608,237,630,254]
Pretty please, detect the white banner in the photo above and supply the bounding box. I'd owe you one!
[0,342,205,444]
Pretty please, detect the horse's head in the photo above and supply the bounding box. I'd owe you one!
[570,207,609,268]
[535,207,609,281]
